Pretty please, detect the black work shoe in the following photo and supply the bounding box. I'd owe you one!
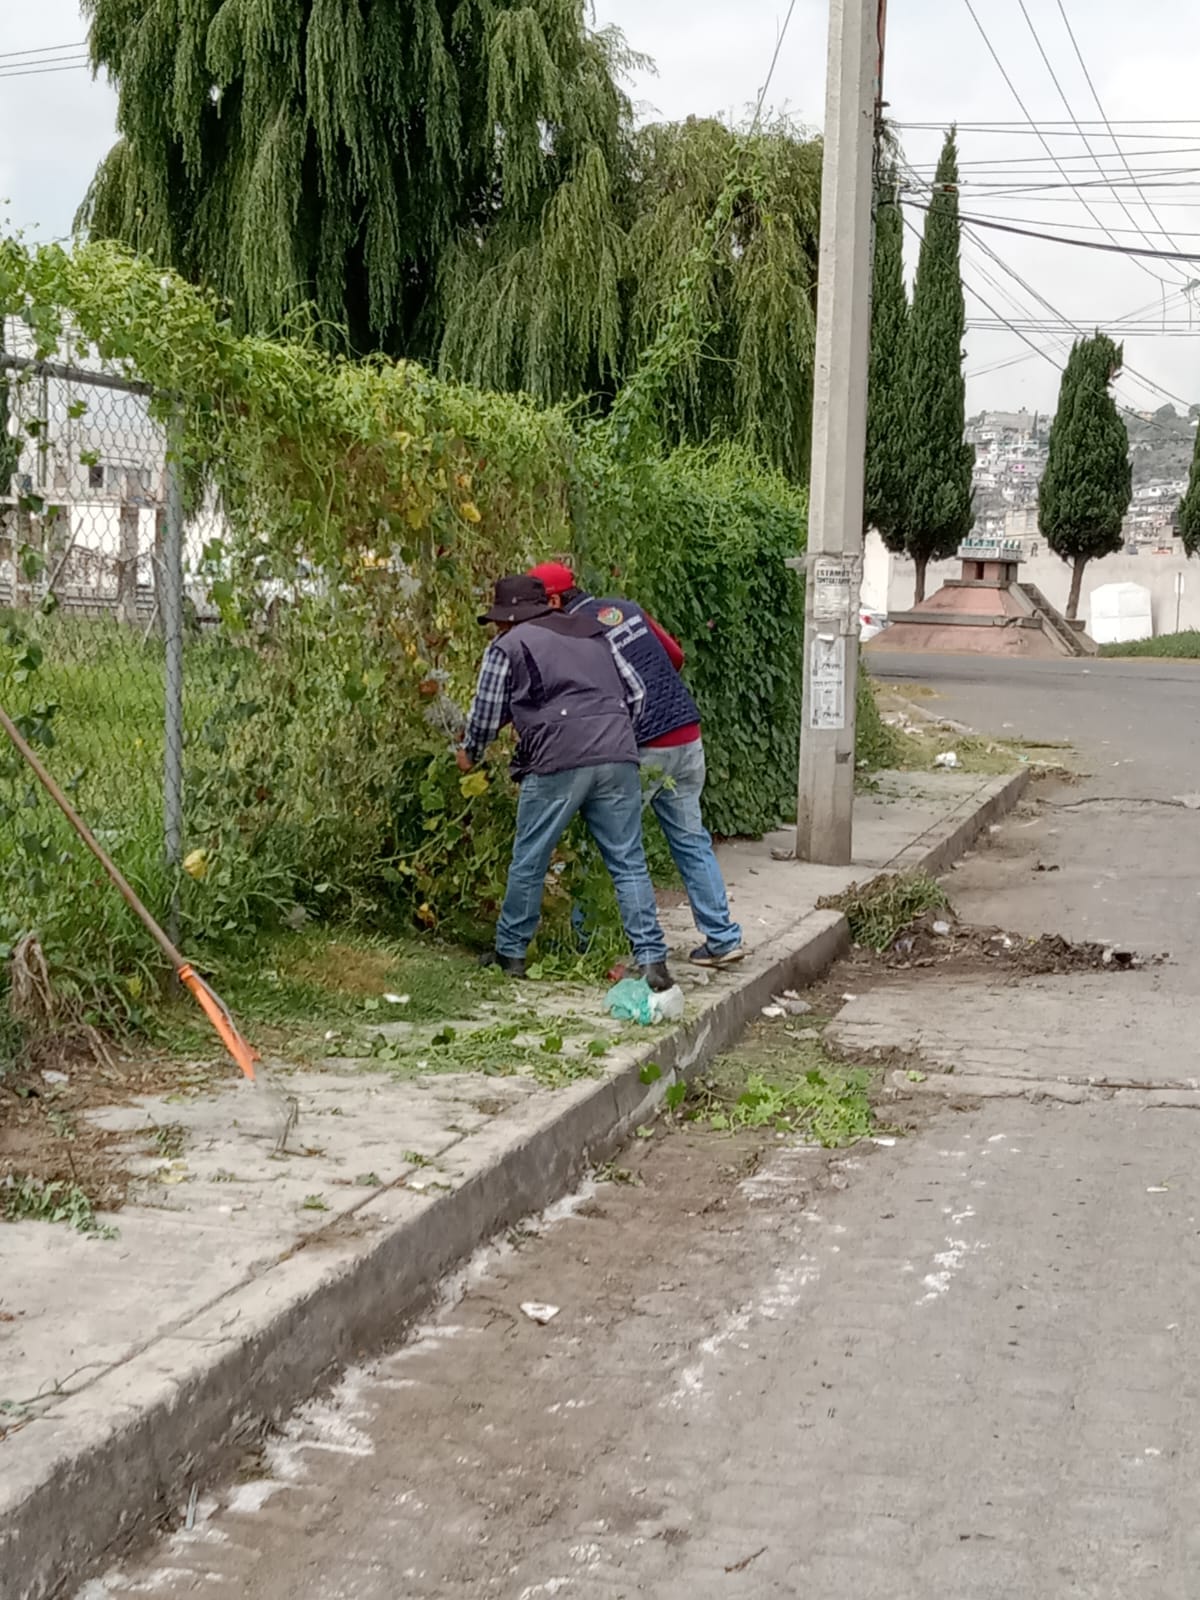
[642,961,675,992]
[478,950,527,978]
[689,942,746,968]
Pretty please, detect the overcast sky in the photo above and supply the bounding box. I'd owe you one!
[3,0,1199,418]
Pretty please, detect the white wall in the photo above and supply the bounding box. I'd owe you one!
[872,531,1200,635]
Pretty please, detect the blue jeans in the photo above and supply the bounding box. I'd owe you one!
[640,738,742,955]
[496,763,669,967]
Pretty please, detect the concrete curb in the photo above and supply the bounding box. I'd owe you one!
[2,772,1025,1600]
[887,768,1030,879]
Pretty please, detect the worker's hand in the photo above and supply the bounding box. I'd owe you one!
[455,747,474,773]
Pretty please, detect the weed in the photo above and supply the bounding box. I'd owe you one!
[402,1151,432,1168]
[594,1161,642,1186]
[528,1054,602,1090]
[150,1123,186,1160]
[818,872,949,951]
[300,1194,329,1212]
[697,1068,873,1146]
[2,1175,116,1238]
[355,1172,383,1186]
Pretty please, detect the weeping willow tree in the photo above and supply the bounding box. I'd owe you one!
[441,116,823,478]
[80,0,637,357]
[82,3,822,477]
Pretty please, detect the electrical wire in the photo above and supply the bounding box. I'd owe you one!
[959,0,1183,287]
[1014,0,1179,264]
[0,59,90,81]
[1055,0,1189,258]
[0,40,86,61]
[750,0,799,132]
[903,199,1200,263]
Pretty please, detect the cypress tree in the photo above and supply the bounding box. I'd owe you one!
[904,129,974,603]
[1178,413,1200,560]
[1038,333,1131,620]
[864,171,908,550]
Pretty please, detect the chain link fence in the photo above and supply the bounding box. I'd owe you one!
[0,346,193,979]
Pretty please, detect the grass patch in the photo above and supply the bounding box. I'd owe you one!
[856,658,902,775]
[818,872,949,951]
[150,926,511,1060]
[1099,631,1200,659]
[689,1026,874,1147]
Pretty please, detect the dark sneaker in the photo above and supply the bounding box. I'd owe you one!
[478,950,527,978]
[689,943,746,968]
[642,961,675,992]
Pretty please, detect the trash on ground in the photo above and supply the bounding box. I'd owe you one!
[761,1004,786,1019]
[41,1070,69,1085]
[520,1301,560,1324]
[934,751,959,770]
[773,995,811,1015]
[383,993,410,1005]
[605,977,684,1025]
[931,920,951,937]
[650,984,686,1022]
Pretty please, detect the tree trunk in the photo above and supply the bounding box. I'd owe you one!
[117,502,140,626]
[914,557,928,606]
[1066,555,1086,622]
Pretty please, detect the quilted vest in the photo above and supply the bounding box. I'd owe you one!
[568,594,700,746]
[492,612,638,779]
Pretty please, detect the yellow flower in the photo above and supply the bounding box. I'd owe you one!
[458,501,482,523]
[183,848,208,881]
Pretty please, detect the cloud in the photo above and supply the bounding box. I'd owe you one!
[3,0,1197,415]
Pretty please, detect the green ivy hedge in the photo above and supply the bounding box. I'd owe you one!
[0,240,807,985]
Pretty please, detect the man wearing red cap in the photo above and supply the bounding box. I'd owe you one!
[528,561,744,968]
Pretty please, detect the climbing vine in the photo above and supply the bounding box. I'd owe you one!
[0,240,806,985]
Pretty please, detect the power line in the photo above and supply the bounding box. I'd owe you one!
[1056,0,1191,259]
[957,0,1183,288]
[0,59,90,81]
[903,199,1200,263]
[0,40,85,61]
[1014,0,1176,265]
[899,169,1196,415]
[750,0,799,131]
[898,120,1200,131]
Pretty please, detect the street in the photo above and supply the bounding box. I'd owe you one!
[82,654,1200,1598]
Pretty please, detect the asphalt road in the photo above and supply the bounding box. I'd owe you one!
[81,656,1200,1599]
[870,649,1200,801]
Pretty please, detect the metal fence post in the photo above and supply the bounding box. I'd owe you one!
[163,412,185,941]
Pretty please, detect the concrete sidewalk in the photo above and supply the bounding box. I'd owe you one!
[0,768,1025,1600]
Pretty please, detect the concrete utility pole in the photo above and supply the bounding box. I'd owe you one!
[794,0,886,863]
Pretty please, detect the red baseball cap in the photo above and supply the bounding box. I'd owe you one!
[527,560,575,596]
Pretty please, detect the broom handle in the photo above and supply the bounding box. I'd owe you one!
[0,700,187,973]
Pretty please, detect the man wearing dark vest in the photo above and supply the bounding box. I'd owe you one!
[528,561,744,968]
[457,574,673,989]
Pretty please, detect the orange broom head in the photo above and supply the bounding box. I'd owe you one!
[178,964,260,1082]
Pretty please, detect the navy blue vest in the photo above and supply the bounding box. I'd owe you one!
[568,595,700,746]
[493,612,638,779]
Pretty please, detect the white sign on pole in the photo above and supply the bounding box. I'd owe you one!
[1175,571,1185,598]
[811,554,861,625]
[809,634,846,730]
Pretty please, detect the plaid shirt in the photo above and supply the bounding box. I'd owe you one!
[462,636,645,763]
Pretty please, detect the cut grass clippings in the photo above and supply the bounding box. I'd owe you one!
[818,872,950,952]
[686,1023,875,1148]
